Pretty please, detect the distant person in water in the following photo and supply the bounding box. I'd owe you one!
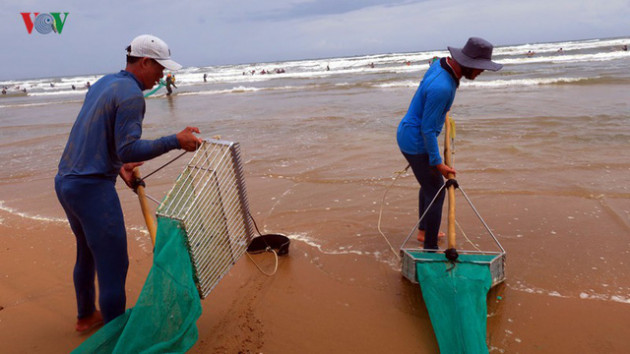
[397,37,503,248]
[165,73,177,96]
[203,73,207,82]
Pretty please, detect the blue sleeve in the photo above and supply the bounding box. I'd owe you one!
[115,95,180,163]
[420,85,450,166]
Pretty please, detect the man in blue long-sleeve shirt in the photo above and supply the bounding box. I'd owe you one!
[55,34,203,332]
[397,37,503,250]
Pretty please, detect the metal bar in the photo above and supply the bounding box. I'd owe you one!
[456,186,506,255]
[399,183,448,250]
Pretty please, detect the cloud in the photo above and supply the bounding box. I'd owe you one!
[271,0,630,57]
[1,0,628,80]
[245,0,417,20]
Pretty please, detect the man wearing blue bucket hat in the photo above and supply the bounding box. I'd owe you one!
[397,37,503,250]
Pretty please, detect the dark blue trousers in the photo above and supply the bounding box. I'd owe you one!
[402,153,445,250]
[55,175,129,323]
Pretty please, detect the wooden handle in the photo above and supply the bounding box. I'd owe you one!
[444,113,456,251]
[132,167,157,245]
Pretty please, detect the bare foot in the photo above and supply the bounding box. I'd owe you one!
[75,310,103,332]
[417,230,446,242]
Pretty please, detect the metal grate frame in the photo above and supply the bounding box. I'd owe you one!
[157,139,254,298]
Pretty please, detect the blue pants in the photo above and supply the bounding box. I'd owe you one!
[402,153,445,250]
[55,175,129,323]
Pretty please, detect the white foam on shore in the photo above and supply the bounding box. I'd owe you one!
[289,232,366,256]
[0,201,154,251]
[374,80,419,89]
[0,200,67,224]
[0,99,83,109]
[509,281,630,305]
[177,86,262,96]
[288,232,400,270]
[28,90,86,97]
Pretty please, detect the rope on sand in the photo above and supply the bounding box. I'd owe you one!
[245,211,280,276]
[246,250,279,276]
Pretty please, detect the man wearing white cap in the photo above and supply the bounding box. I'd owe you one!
[397,37,503,250]
[55,34,203,332]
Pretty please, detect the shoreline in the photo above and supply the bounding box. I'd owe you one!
[1,183,630,353]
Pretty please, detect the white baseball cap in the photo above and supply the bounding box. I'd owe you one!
[127,34,182,71]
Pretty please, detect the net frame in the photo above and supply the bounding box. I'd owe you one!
[156,139,254,298]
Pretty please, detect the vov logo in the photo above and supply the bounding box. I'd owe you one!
[21,12,69,34]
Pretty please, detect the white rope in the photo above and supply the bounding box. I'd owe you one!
[246,248,279,276]
[455,219,483,252]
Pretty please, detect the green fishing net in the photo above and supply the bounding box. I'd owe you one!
[415,253,493,354]
[73,217,202,353]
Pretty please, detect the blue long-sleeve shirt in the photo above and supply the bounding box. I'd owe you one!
[397,58,458,166]
[57,70,180,181]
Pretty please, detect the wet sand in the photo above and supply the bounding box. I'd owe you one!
[1,165,630,353]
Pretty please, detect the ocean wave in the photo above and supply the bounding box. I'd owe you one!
[0,98,83,109]
[177,84,316,96]
[28,90,87,97]
[0,101,56,109]
[0,75,101,95]
[462,76,590,88]
[373,76,600,90]
[373,80,419,89]
[495,37,629,56]
[177,86,262,96]
[497,50,630,66]
[1,36,627,101]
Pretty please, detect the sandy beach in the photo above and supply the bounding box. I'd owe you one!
[1,173,630,353]
[2,37,630,353]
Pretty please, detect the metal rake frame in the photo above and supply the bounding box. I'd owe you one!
[156,139,255,298]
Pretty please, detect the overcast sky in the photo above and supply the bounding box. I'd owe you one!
[1,0,628,80]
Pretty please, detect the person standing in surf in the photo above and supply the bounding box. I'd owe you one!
[165,73,177,95]
[396,37,503,249]
[55,34,202,332]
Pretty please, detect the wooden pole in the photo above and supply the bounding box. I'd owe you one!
[133,167,157,245]
[444,113,457,253]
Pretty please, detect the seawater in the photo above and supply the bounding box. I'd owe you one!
[1,36,629,105]
[1,35,628,198]
[0,37,629,304]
